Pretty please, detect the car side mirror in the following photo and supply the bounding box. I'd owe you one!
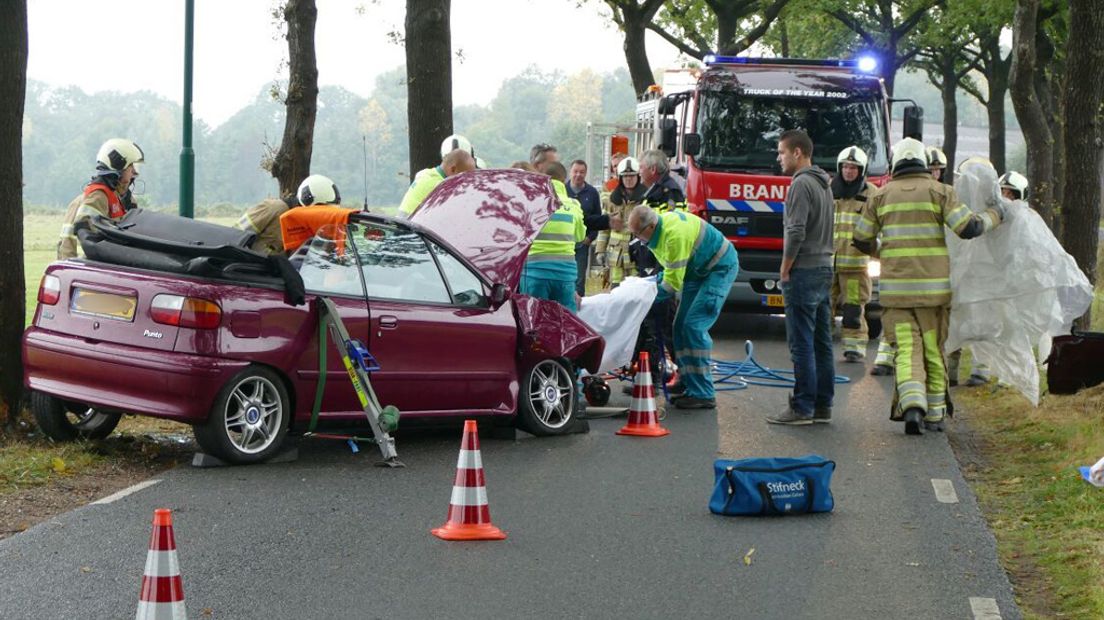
[903,105,924,141]
[683,132,701,157]
[491,283,510,306]
[657,118,678,158]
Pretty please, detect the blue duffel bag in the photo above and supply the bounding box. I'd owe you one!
[709,455,836,516]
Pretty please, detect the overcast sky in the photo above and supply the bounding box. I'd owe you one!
[27,0,683,127]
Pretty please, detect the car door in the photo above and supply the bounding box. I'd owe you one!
[349,221,517,414]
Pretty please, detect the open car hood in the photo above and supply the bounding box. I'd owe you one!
[409,169,558,289]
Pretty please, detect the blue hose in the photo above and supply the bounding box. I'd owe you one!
[711,340,852,391]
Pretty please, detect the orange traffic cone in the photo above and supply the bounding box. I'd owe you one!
[136,509,186,620]
[617,352,670,437]
[431,420,507,541]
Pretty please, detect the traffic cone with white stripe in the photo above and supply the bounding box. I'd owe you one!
[431,420,507,541]
[136,509,186,620]
[617,351,670,437]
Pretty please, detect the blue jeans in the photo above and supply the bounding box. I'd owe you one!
[574,243,591,296]
[521,275,577,313]
[782,266,835,416]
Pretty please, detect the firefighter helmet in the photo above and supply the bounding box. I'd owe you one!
[890,138,927,173]
[998,171,1029,200]
[297,174,341,206]
[836,146,868,175]
[927,147,947,169]
[617,156,640,176]
[439,134,475,160]
[96,139,145,173]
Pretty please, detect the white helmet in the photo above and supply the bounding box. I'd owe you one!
[96,139,144,172]
[836,146,868,175]
[998,171,1029,199]
[890,137,927,173]
[297,174,341,206]
[927,147,947,169]
[439,134,475,160]
[617,156,640,176]
[475,156,487,170]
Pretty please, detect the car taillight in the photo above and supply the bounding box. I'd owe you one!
[150,294,222,329]
[38,275,61,305]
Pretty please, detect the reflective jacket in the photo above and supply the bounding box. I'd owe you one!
[236,198,291,255]
[527,179,585,263]
[643,173,687,213]
[833,181,876,271]
[647,210,733,301]
[57,183,126,259]
[398,166,445,218]
[279,205,353,253]
[853,171,1001,308]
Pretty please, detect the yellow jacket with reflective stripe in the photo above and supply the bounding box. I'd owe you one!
[398,166,445,217]
[854,171,1000,308]
[833,181,876,272]
[57,189,113,259]
[236,198,290,256]
[527,179,585,261]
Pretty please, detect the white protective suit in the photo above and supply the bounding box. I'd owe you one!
[946,160,1094,405]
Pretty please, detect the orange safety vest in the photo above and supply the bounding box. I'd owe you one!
[279,206,353,252]
[85,183,126,218]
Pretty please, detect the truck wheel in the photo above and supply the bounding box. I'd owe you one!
[31,391,122,441]
[517,359,576,436]
[194,366,290,464]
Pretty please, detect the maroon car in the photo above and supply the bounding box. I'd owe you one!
[23,170,603,463]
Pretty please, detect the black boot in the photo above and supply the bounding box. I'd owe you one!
[903,408,925,436]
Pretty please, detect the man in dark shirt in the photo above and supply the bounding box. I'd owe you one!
[567,159,604,296]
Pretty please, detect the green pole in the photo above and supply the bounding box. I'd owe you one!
[179,0,195,218]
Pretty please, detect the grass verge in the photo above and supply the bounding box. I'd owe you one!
[953,383,1104,619]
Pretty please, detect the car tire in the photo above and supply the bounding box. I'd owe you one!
[517,359,577,436]
[31,391,122,441]
[194,366,290,464]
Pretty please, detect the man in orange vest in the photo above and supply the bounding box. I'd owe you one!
[279,174,352,254]
[57,139,144,259]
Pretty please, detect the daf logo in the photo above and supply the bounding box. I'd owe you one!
[711,215,750,225]
[142,329,163,339]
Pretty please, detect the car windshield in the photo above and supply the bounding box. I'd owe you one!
[695,91,889,175]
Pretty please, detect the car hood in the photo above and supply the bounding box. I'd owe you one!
[409,169,558,288]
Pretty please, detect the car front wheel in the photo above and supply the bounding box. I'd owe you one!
[194,366,290,464]
[516,359,576,436]
[31,391,122,441]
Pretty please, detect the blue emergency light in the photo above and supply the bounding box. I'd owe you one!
[703,55,875,72]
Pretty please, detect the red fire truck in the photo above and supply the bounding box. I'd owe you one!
[643,56,923,326]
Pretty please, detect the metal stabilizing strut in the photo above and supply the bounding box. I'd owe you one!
[313,297,404,467]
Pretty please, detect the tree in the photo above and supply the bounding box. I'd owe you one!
[405,0,453,176]
[601,0,666,96]
[648,0,791,59]
[1060,0,1104,328]
[956,1,1014,173]
[914,3,980,168]
[267,0,319,198]
[0,0,26,427]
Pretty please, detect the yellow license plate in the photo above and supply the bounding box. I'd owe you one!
[761,294,785,307]
[70,288,137,321]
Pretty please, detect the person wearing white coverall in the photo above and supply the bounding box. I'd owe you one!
[627,205,738,409]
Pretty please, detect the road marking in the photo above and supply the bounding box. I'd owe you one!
[91,479,162,505]
[969,597,1002,619]
[931,478,959,504]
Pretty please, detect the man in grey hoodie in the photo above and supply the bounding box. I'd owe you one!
[767,129,837,425]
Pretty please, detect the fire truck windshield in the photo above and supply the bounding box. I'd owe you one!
[695,92,890,176]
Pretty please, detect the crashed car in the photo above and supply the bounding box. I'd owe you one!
[23,170,603,463]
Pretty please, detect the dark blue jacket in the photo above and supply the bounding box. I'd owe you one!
[567,181,603,241]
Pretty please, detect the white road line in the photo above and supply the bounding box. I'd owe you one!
[931,478,959,504]
[91,479,162,505]
[969,597,1002,619]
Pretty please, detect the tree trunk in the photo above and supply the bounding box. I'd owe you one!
[405,0,453,176]
[0,0,27,427]
[621,9,656,96]
[939,56,958,169]
[779,18,790,57]
[715,5,738,53]
[984,38,1010,173]
[270,0,319,198]
[1061,0,1104,329]
[1009,0,1056,229]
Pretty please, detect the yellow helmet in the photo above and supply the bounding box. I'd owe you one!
[297,174,341,206]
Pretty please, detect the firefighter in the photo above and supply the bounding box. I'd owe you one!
[397,136,477,218]
[870,338,895,376]
[853,138,1007,435]
[627,204,738,409]
[639,149,687,213]
[57,139,144,259]
[520,161,586,312]
[594,157,647,287]
[998,171,1029,201]
[831,146,877,363]
[927,147,948,183]
[278,174,350,253]
[235,195,299,256]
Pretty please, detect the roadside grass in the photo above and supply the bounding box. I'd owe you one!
[0,438,105,493]
[955,383,1104,619]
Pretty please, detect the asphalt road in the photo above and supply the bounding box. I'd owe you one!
[0,313,1019,619]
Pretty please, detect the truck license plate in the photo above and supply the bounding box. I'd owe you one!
[761,294,784,308]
